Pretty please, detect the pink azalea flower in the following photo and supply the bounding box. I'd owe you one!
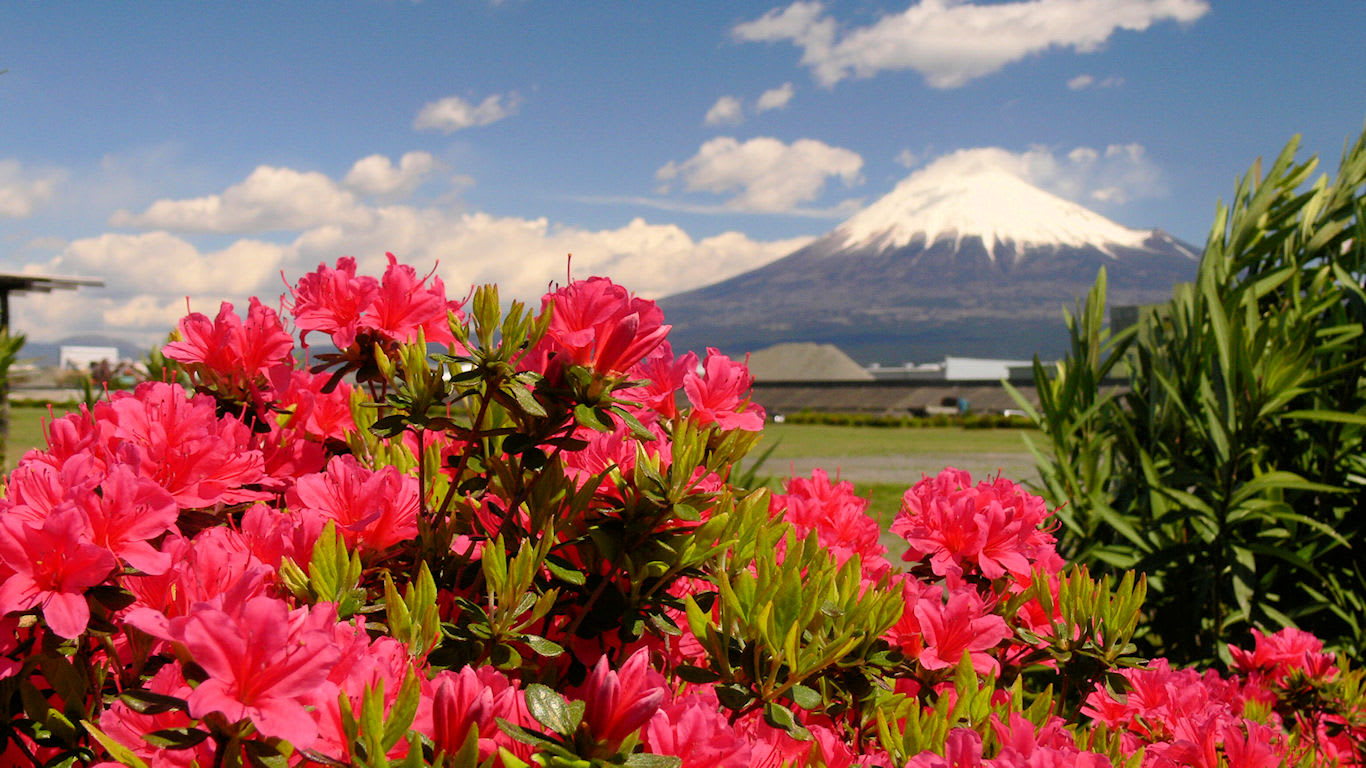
[914,584,1010,675]
[1228,627,1336,683]
[642,690,751,768]
[277,369,356,441]
[75,465,179,575]
[578,647,669,749]
[180,596,341,748]
[428,666,504,761]
[106,382,269,508]
[683,348,765,431]
[98,665,212,768]
[164,298,294,402]
[361,252,462,346]
[286,256,380,349]
[624,342,697,421]
[0,506,117,639]
[310,623,422,762]
[287,454,420,552]
[540,277,670,377]
[893,468,1061,581]
[773,469,890,579]
[124,527,273,637]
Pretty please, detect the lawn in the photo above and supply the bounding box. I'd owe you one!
[746,423,1042,547]
[4,404,64,470]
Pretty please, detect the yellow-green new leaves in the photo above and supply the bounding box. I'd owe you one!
[442,534,562,671]
[1025,566,1146,665]
[683,524,903,733]
[279,521,366,619]
[383,562,441,658]
[336,672,426,768]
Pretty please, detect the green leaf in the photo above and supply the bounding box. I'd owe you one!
[521,634,565,658]
[763,701,812,741]
[525,684,581,736]
[140,727,211,750]
[788,683,822,711]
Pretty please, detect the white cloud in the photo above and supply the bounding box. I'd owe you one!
[1067,74,1095,90]
[1068,73,1124,90]
[14,161,807,344]
[734,0,1209,88]
[0,160,64,218]
[110,165,371,234]
[895,149,920,168]
[704,95,745,126]
[941,142,1166,205]
[413,93,520,133]
[756,82,796,112]
[656,136,863,213]
[343,151,437,197]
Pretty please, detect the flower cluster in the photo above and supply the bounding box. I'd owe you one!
[0,256,1362,768]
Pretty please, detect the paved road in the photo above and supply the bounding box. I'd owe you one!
[761,451,1039,488]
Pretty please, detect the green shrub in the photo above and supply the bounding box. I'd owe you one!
[1015,129,1366,664]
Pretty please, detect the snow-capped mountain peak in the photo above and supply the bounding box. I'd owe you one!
[836,149,1153,256]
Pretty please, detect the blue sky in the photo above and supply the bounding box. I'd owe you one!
[1,0,1364,345]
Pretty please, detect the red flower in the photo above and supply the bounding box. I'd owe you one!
[163,298,294,402]
[285,256,379,349]
[683,348,765,431]
[578,647,668,749]
[106,382,269,508]
[541,277,670,377]
[0,506,116,638]
[914,584,1010,675]
[287,454,420,552]
[180,596,340,748]
[893,468,1061,581]
[361,252,462,345]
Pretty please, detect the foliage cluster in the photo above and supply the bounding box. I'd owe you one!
[1015,129,1366,664]
[0,256,1362,767]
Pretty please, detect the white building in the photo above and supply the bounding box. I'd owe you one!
[59,345,120,371]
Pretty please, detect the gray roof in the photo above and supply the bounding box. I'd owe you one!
[746,342,874,382]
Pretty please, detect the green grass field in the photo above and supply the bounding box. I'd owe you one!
[4,404,62,469]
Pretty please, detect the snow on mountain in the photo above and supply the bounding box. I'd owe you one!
[835,149,1153,256]
[659,149,1201,363]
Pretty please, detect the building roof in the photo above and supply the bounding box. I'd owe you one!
[746,342,874,383]
[0,272,104,293]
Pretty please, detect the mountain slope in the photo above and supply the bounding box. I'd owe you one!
[660,150,1198,364]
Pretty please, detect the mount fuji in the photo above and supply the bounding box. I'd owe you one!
[659,150,1200,364]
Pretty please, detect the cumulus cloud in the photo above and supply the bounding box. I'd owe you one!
[110,165,371,234]
[704,96,745,126]
[0,160,64,218]
[413,93,520,133]
[656,136,863,213]
[1068,73,1124,90]
[756,82,796,112]
[343,151,437,197]
[927,142,1166,206]
[733,0,1208,88]
[16,161,808,344]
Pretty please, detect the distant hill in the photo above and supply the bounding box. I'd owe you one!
[660,150,1199,364]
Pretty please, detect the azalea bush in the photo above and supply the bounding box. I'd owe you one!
[1,255,1363,767]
